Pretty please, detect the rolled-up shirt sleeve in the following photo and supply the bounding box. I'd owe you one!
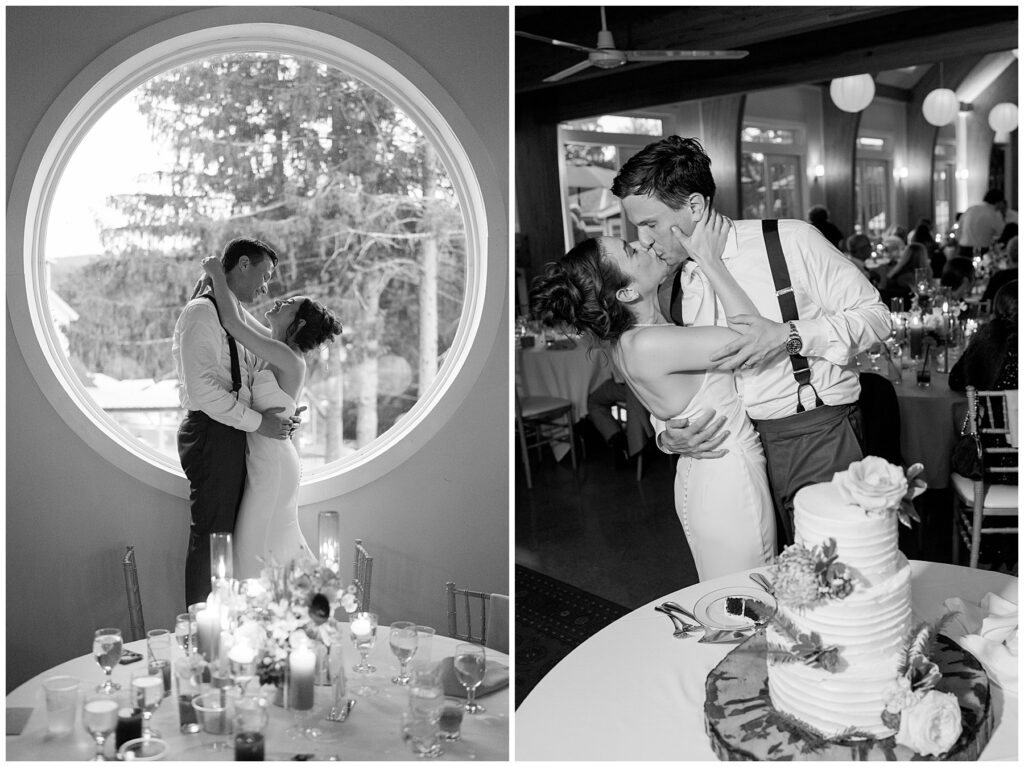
[178,304,262,432]
[792,227,892,365]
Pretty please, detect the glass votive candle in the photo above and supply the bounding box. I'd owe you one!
[233,696,269,761]
[117,737,170,761]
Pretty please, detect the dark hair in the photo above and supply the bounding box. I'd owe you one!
[910,223,933,247]
[983,189,1005,205]
[529,239,635,343]
[940,256,976,289]
[992,279,1018,323]
[954,280,1017,390]
[998,222,1018,246]
[222,237,279,271]
[808,205,830,225]
[287,298,343,353]
[890,243,929,281]
[611,136,716,209]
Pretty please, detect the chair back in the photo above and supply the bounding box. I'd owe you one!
[353,539,373,612]
[857,372,903,465]
[445,581,489,646]
[122,546,146,641]
[968,386,1019,480]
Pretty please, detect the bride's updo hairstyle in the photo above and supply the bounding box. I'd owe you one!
[287,299,344,353]
[530,238,635,343]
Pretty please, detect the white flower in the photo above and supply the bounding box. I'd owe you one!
[833,456,908,514]
[882,676,922,714]
[894,690,962,757]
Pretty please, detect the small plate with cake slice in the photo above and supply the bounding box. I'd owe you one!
[692,586,776,631]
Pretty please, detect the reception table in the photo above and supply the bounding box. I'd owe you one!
[516,343,611,423]
[516,562,1017,761]
[6,632,509,760]
[891,368,965,490]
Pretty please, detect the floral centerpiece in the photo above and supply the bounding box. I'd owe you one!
[233,555,359,687]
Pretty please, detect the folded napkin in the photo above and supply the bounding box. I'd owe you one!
[437,656,509,699]
[942,592,1018,690]
[6,707,32,736]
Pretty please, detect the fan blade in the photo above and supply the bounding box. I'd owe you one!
[624,49,749,61]
[543,59,596,83]
[515,31,598,54]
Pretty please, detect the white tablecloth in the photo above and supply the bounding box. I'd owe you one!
[6,633,508,761]
[516,561,1017,761]
[517,345,610,421]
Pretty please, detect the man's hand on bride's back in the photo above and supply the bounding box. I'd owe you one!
[257,406,300,440]
[659,409,730,459]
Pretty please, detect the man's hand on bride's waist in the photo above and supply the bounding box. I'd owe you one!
[658,409,730,459]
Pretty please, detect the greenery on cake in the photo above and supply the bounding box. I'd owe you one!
[881,613,962,756]
[832,456,927,528]
[771,537,854,609]
[766,610,846,672]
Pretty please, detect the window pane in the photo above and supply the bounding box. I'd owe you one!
[563,142,618,244]
[560,115,662,135]
[740,152,768,219]
[741,126,795,145]
[766,157,802,219]
[45,52,466,473]
[855,159,890,239]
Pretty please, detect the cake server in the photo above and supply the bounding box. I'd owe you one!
[748,572,774,594]
[697,629,749,644]
[660,601,705,626]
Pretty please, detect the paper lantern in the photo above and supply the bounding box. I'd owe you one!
[922,88,959,127]
[829,74,875,113]
[988,102,1018,134]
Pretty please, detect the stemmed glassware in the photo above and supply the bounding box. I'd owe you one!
[389,621,418,685]
[81,692,119,760]
[349,612,378,696]
[130,667,164,738]
[174,613,194,657]
[453,643,487,714]
[93,628,123,693]
[866,342,884,372]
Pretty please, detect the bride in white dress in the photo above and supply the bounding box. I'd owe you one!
[201,257,344,578]
[531,212,774,581]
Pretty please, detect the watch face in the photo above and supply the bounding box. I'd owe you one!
[786,337,802,355]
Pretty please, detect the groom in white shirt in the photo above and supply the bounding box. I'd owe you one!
[172,237,300,606]
[612,136,891,549]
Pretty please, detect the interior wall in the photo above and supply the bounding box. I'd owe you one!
[6,5,508,692]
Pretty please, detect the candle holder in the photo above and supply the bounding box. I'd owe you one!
[285,645,322,739]
[317,511,340,573]
[210,533,233,592]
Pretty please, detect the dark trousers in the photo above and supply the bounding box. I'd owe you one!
[587,378,654,456]
[178,411,247,608]
[753,403,864,552]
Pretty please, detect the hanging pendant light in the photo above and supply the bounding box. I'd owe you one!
[922,88,960,126]
[988,102,1019,134]
[829,74,875,113]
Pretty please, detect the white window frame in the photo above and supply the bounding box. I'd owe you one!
[7,7,504,503]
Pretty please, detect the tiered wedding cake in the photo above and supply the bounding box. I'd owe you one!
[765,460,914,737]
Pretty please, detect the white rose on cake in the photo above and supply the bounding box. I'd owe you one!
[833,456,907,514]
[895,690,962,756]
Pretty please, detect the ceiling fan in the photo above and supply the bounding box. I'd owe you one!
[516,7,749,83]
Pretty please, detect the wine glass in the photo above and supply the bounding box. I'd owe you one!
[866,342,884,372]
[130,667,164,738]
[349,612,378,696]
[453,643,486,714]
[81,692,119,761]
[93,628,123,693]
[389,621,418,685]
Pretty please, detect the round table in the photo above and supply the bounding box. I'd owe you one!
[515,562,1017,761]
[517,344,611,422]
[6,633,509,761]
[892,369,965,490]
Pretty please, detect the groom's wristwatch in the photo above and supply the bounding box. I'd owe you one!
[784,322,803,356]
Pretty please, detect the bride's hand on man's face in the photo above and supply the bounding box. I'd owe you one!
[670,209,731,267]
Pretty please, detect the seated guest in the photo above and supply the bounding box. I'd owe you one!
[982,236,1018,304]
[843,233,876,283]
[884,224,909,244]
[910,220,944,278]
[941,256,977,302]
[949,280,1018,489]
[880,242,930,302]
[587,370,653,468]
[879,234,904,266]
[997,222,1018,250]
[808,205,844,249]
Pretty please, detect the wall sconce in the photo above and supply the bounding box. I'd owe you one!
[894,166,909,182]
[813,164,825,180]
[955,168,969,181]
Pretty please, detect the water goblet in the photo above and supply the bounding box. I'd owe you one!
[93,628,123,693]
[130,667,164,738]
[81,692,119,761]
[146,629,173,699]
[174,613,194,656]
[453,643,486,714]
[349,612,378,696]
[389,621,418,685]
[866,342,884,371]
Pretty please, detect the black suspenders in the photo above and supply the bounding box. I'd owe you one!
[761,220,823,414]
[200,294,242,394]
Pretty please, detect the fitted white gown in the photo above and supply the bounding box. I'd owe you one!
[672,370,776,581]
[234,367,311,578]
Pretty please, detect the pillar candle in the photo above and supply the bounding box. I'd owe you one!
[195,607,220,662]
[288,646,316,710]
[351,616,371,638]
[908,315,924,358]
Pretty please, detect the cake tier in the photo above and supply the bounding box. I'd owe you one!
[793,483,901,584]
[766,557,913,737]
